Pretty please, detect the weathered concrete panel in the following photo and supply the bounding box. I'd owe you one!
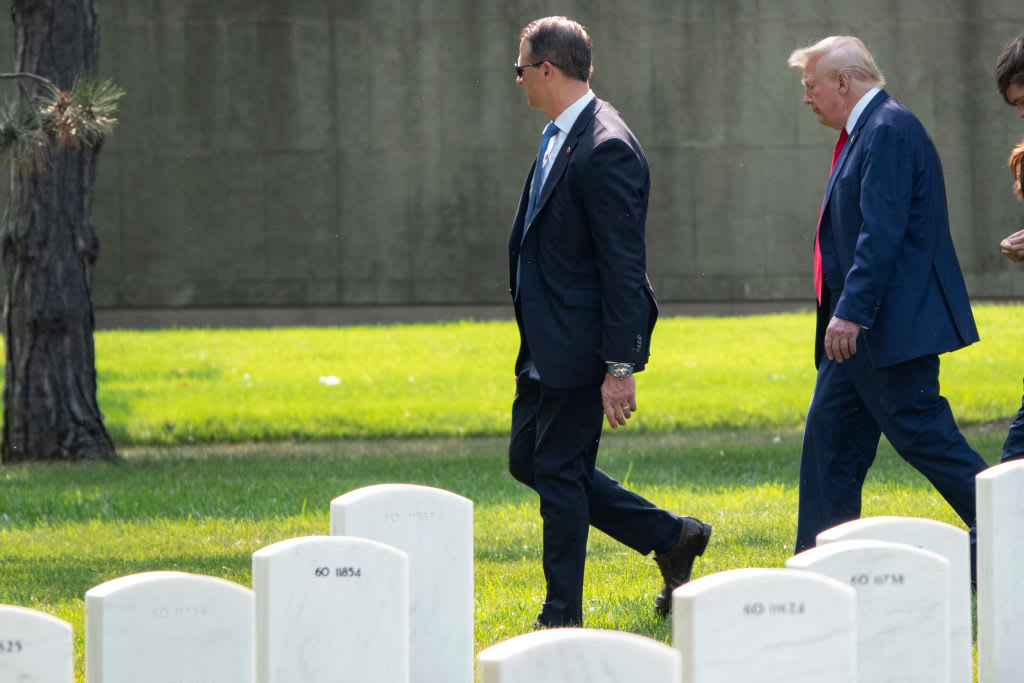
[1,0,1023,312]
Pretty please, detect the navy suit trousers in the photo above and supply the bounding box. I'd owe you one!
[796,352,988,554]
[1002,376,1024,462]
[508,374,680,626]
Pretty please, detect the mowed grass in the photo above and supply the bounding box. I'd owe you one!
[0,305,1021,680]
[89,303,1023,443]
[0,432,1007,680]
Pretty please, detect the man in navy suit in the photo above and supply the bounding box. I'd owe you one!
[787,36,989,555]
[507,16,710,628]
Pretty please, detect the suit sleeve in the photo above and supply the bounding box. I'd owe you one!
[834,123,913,328]
[581,138,652,365]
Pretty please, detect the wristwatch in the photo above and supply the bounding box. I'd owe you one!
[606,362,634,379]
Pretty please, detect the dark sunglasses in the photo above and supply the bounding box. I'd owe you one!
[514,60,559,78]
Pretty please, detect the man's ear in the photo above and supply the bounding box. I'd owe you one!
[837,73,851,94]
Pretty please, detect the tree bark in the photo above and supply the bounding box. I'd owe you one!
[1,0,115,463]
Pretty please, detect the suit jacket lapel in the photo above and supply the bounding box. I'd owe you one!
[823,90,888,207]
[521,98,598,241]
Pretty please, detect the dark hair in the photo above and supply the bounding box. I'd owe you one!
[996,34,1024,104]
[520,16,593,83]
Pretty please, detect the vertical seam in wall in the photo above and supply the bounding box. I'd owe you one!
[327,9,342,297]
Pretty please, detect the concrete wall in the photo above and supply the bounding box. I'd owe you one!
[5,1,1024,311]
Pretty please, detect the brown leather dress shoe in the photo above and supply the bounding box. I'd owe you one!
[653,516,712,616]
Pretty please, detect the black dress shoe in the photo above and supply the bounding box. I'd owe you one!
[531,618,559,631]
[653,516,712,616]
[531,613,577,630]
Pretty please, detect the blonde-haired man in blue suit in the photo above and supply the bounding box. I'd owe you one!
[788,36,988,562]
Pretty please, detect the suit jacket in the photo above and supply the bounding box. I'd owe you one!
[509,97,658,389]
[816,90,978,368]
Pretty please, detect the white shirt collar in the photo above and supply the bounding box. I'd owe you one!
[536,91,595,187]
[551,90,595,135]
[845,87,881,134]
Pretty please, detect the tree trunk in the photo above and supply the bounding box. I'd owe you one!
[1,0,115,463]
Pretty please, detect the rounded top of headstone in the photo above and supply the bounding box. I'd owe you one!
[330,483,473,508]
[0,604,72,631]
[251,533,409,562]
[787,539,950,571]
[816,516,966,546]
[84,570,250,599]
[976,458,1024,482]
[672,567,854,599]
[477,628,680,665]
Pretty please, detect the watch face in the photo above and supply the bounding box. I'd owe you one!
[608,364,632,379]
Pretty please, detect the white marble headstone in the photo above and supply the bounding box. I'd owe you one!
[477,628,681,682]
[84,570,254,683]
[252,535,409,683]
[0,604,73,682]
[816,516,970,683]
[787,540,950,683]
[671,568,856,683]
[977,459,1024,683]
[330,483,473,683]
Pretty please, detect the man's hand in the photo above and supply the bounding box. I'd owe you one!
[824,316,861,363]
[601,373,636,429]
[1001,228,1024,262]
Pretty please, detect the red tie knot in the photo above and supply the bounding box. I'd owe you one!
[831,129,849,172]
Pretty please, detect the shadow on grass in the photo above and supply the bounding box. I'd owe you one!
[0,425,1010,675]
[0,552,254,605]
[2,427,1008,526]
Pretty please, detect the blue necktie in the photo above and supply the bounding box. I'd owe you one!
[523,121,560,228]
[516,122,559,299]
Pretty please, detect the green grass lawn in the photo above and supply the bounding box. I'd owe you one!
[0,430,1006,680]
[1,305,1020,680]
[88,303,1024,443]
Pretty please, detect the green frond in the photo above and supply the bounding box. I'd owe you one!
[30,77,61,106]
[65,72,125,145]
[0,97,47,174]
[0,71,123,166]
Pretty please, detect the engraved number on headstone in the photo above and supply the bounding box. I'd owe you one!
[851,573,905,586]
[872,573,904,585]
[313,566,362,578]
[0,639,24,654]
[383,511,438,522]
[769,601,806,615]
[151,606,208,618]
[743,601,806,616]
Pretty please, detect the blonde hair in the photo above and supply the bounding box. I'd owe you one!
[1009,137,1024,198]
[788,36,886,89]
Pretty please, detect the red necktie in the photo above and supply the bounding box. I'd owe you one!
[814,128,850,305]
